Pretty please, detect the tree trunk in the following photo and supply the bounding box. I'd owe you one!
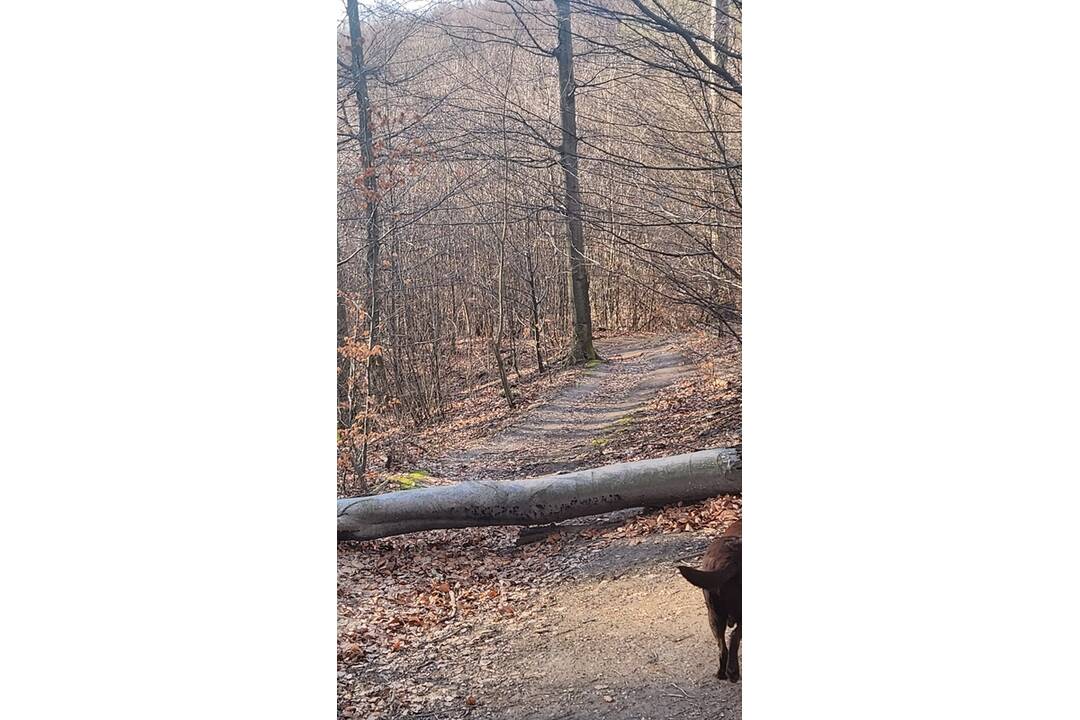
[338,447,741,541]
[554,0,598,363]
[336,287,352,429]
[491,337,515,409]
[346,0,382,474]
[524,247,545,374]
[492,170,515,408]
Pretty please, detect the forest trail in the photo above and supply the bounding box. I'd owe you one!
[456,531,742,720]
[434,333,696,481]
[339,332,741,720]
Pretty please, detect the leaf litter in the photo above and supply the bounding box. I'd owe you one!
[339,331,742,719]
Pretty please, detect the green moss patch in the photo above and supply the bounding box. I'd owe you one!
[389,470,431,488]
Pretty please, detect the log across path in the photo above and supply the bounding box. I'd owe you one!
[338,447,741,541]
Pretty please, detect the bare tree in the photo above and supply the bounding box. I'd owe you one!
[335,0,742,481]
[554,0,599,362]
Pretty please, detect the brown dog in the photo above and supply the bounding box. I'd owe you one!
[677,519,741,682]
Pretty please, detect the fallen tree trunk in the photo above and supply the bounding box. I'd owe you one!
[514,518,627,546]
[338,447,741,541]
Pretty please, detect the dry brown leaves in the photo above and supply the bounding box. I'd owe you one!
[337,330,742,717]
[338,359,586,497]
[337,524,573,717]
[339,527,564,640]
[578,332,741,467]
[609,495,740,539]
[338,494,741,718]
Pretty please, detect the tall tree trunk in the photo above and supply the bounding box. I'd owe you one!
[554,0,599,363]
[524,247,545,374]
[346,0,382,475]
[492,50,516,409]
[336,287,352,429]
[492,235,515,409]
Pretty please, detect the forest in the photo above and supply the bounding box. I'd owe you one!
[337,0,742,717]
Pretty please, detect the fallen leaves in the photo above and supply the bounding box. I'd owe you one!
[337,493,741,718]
[337,331,743,718]
[337,525,571,716]
[576,333,741,468]
[339,351,588,497]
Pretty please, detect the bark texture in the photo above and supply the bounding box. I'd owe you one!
[346,0,383,474]
[338,447,741,541]
[554,0,599,363]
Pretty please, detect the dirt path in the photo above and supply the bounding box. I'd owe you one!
[435,334,696,481]
[339,333,741,720]
[339,522,742,719]
[463,532,742,720]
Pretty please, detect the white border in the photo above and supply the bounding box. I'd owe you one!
[3,1,1079,717]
